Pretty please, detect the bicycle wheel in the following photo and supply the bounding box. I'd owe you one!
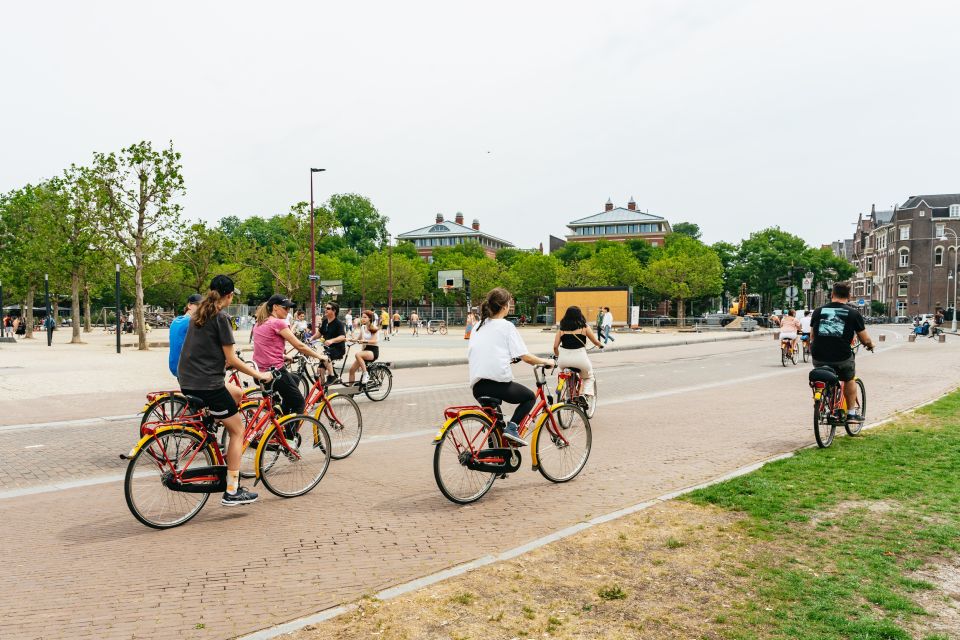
[584,377,598,419]
[802,343,809,363]
[218,401,260,479]
[781,346,788,367]
[813,397,835,448]
[256,415,331,497]
[364,365,393,402]
[790,345,798,365]
[124,429,216,529]
[318,394,363,459]
[439,324,448,335]
[845,379,866,436]
[297,371,311,400]
[433,414,500,504]
[535,404,592,483]
[139,394,189,437]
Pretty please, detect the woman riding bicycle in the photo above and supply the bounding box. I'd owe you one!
[177,275,271,506]
[347,310,380,385]
[468,287,554,446]
[552,305,603,397]
[779,309,802,353]
[252,294,327,415]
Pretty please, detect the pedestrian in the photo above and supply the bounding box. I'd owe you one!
[168,293,202,377]
[392,311,401,337]
[596,308,603,336]
[3,314,11,338]
[380,308,390,341]
[345,309,354,339]
[410,310,420,336]
[14,316,22,337]
[601,306,615,344]
[464,309,477,340]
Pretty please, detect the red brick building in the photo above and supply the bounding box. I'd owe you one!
[396,213,514,261]
[565,198,671,246]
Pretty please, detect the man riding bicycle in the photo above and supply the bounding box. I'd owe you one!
[799,309,812,346]
[810,282,875,422]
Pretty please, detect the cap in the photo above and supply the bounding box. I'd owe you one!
[267,294,296,309]
[187,293,203,305]
[209,275,238,296]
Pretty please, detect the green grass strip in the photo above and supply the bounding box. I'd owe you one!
[685,390,960,639]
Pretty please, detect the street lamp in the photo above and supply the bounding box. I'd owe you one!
[939,231,959,331]
[309,168,326,330]
[387,233,393,328]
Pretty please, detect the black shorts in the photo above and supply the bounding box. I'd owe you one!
[393,321,400,328]
[811,356,855,382]
[180,386,238,419]
[363,345,379,362]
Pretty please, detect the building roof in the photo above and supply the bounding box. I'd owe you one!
[873,209,895,224]
[396,220,513,247]
[900,194,960,209]
[568,207,666,226]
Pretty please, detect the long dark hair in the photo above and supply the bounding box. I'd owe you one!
[477,287,511,331]
[559,306,587,331]
[362,310,379,333]
[195,290,225,327]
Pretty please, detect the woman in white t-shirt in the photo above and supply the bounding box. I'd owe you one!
[468,288,554,446]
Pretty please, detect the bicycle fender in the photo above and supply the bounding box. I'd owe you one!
[529,403,569,469]
[141,391,178,413]
[432,410,491,444]
[125,425,208,459]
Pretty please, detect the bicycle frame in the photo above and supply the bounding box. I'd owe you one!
[811,378,853,421]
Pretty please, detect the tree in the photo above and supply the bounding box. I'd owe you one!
[90,141,185,350]
[870,300,887,316]
[318,194,388,255]
[641,236,723,323]
[671,222,702,240]
[507,254,561,312]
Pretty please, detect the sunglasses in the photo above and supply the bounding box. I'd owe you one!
[324,306,334,311]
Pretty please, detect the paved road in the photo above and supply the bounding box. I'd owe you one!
[2,329,955,639]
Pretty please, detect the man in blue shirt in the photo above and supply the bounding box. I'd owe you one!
[168,293,202,377]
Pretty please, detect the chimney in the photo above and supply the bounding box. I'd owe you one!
[604,198,614,212]
[455,212,464,225]
[472,219,480,230]
[871,204,875,215]
[436,213,444,223]
[627,196,636,211]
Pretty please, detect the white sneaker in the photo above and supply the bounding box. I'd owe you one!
[360,372,369,384]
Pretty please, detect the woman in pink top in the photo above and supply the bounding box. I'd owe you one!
[778,309,803,353]
[252,294,326,415]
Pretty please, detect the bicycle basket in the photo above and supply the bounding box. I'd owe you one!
[809,366,839,386]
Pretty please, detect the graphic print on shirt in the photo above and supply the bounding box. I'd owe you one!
[817,307,847,338]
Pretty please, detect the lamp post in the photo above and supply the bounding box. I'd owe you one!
[387,233,393,327]
[115,264,121,354]
[309,168,326,330]
[907,263,922,311]
[940,230,959,331]
[44,273,52,347]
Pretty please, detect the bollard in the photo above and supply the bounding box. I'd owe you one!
[879,334,886,342]
[939,334,946,343]
[908,334,916,343]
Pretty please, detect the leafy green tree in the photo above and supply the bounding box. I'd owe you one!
[495,248,528,268]
[671,222,702,240]
[870,300,887,316]
[507,254,561,311]
[641,235,723,322]
[318,194,388,255]
[551,241,595,265]
[90,140,185,350]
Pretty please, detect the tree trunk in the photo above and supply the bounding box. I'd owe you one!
[82,284,92,333]
[24,286,35,339]
[677,297,686,326]
[135,251,148,350]
[71,271,83,343]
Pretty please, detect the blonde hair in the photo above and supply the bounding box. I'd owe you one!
[194,290,225,327]
[254,302,270,326]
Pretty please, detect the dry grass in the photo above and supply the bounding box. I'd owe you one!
[283,501,767,640]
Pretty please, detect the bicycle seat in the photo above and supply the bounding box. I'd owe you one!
[565,367,582,373]
[182,395,208,412]
[477,396,503,408]
[809,367,839,385]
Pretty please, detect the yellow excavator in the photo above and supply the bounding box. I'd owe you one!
[729,283,761,317]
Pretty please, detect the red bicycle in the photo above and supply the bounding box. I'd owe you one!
[293,355,364,459]
[432,359,592,504]
[124,371,332,529]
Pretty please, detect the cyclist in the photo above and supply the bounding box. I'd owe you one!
[778,309,802,354]
[810,282,875,422]
[347,310,380,385]
[252,295,327,415]
[468,287,554,446]
[552,305,603,397]
[313,301,347,384]
[168,293,202,377]
[177,275,271,506]
[799,309,812,347]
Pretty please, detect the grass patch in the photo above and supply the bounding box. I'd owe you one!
[597,584,628,601]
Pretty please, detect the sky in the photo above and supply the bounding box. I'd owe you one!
[2,1,960,250]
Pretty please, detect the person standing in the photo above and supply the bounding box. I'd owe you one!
[177,275,271,506]
[410,310,420,336]
[601,307,615,344]
[168,293,202,377]
[392,311,401,337]
[380,308,390,341]
[3,315,11,338]
[344,309,354,339]
[596,308,604,336]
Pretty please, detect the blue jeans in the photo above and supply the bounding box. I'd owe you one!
[602,325,614,343]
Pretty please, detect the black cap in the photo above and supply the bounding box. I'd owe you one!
[267,294,296,310]
[209,274,238,296]
[187,293,203,305]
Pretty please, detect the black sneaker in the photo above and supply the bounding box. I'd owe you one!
[221,487,258,506]
[325,375,338,385]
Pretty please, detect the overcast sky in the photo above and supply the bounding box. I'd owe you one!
[3,1,959,250]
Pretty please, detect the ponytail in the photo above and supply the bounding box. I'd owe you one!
[194,290,223,327]
[476,287,511,331]
[254,302,270,326]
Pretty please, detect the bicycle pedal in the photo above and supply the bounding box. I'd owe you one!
[496,473,508,479]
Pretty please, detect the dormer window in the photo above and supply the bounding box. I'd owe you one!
[951,204,960,217]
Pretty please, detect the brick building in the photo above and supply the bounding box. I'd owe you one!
[565,198,671,246]
[397,213,514,261]
[851,195,960,317]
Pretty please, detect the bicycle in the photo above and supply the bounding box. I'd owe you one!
[124,371,332,529]
[432,359,592,504]
[780,337,798,366]
[800,334,810,363]
[555,346,601,419]
[332,342,394,402]
[426,319,448,335]
[809,344,869,448]
[291,354,364,459]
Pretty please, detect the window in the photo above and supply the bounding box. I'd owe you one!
[899,249,910,267]
[897,300,907,315]
[899,225,910,240]
[951,204,960,217]
[866,256,874,272]
[936,223,945,238]
[866,280,873,295]
[936,246,945,266]
[898,275,909,297]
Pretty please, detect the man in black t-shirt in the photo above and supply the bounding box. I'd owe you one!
[810,282,875,420]
[313,301,347,383]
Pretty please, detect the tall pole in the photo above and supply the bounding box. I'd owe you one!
[953,242,958,332]
[0,281,4,326]
[309,168,326,331]
[387,234,393,323]
[115,264,121,354]
[45,273,51,347]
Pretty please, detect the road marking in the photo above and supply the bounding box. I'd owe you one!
[24,444,44,449]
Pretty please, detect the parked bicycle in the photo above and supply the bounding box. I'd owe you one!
[432,359,592,504]
[426,319,448,335]
[124,370,332,529]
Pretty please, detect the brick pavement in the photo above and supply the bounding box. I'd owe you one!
[0,330,953,640]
